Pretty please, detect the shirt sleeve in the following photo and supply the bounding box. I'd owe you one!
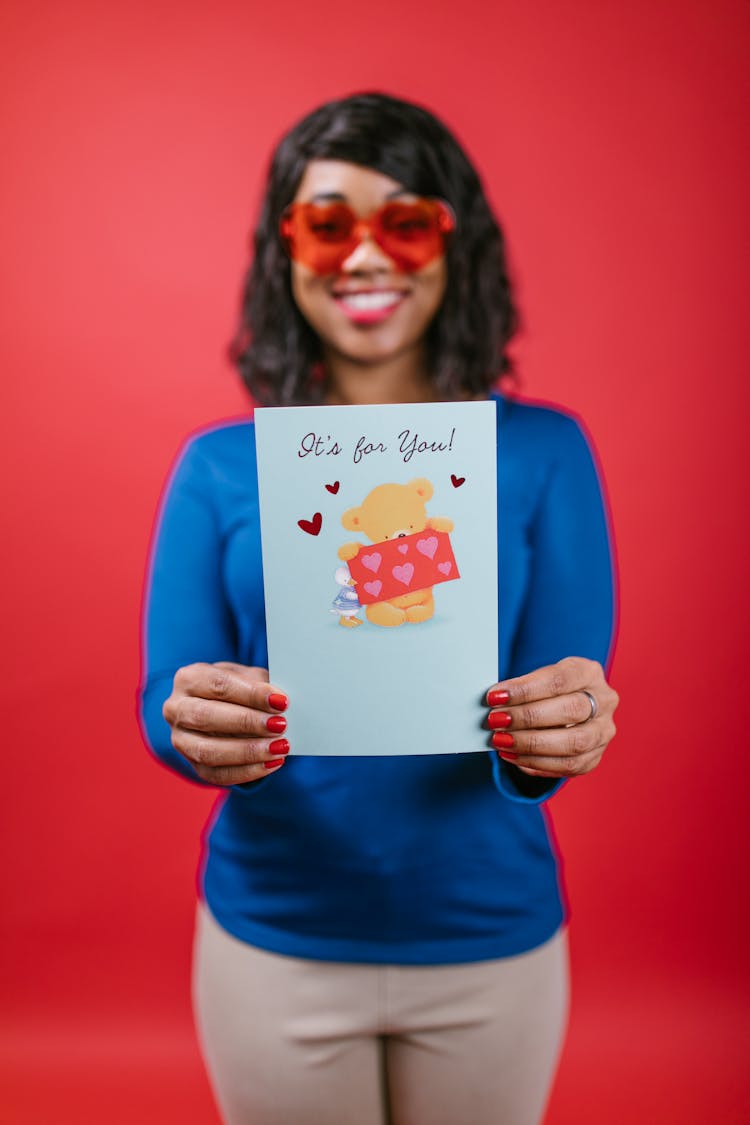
[137,437,239,786]
[493,412,616,804]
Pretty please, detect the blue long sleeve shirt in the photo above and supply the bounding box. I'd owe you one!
[139,395,615,963]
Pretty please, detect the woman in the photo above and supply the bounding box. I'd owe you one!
[140,92,618,1125]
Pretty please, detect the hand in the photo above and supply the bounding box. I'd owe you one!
[162,662,289,786]
[338,542,361,562]
[485,657,618,779]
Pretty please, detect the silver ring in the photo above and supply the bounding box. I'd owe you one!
[581,690,598,722]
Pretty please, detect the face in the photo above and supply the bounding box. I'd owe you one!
[287,160,449,374]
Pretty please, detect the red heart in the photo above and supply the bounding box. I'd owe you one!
[451,474,466,488]
[298,512,322,536]
[325,481,340,494]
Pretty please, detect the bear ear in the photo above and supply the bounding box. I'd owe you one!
[409,477,434,501]
[341,507,362,531]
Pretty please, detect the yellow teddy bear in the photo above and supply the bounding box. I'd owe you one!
[338,478,454,627]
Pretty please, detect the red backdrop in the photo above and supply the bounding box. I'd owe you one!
[3,1,749,1121]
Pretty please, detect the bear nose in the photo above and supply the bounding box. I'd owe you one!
[397,533,407,538]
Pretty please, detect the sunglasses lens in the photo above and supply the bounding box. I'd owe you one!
[281,204,355,272]
[375,201,452,270]
[305,204,355,242]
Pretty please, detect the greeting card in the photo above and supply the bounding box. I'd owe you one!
[254,400,498,756]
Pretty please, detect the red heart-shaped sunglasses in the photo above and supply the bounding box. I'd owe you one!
[279,198,455,275]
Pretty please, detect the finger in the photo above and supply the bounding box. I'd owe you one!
[497,745,605,778]
[172,696,288,738]
[488,690,594,732]
[214,662,270,684]
[513,767,563,779]
[487,656,601,707]
[172,728,290,769]
[174,663,286,712]
[490,719,601,760]
[194,757,286,786]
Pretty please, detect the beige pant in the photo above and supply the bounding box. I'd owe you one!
[192,901,569,1125]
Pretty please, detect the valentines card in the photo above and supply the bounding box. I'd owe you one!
[254,400,497,756]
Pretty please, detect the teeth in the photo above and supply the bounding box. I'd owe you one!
[338,291,403,311]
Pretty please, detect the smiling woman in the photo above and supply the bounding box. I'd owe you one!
[140,91,618,1125]
[231,92,519,407]
[287,161,450,400]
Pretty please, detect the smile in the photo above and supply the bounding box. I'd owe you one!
[333,290,407,324]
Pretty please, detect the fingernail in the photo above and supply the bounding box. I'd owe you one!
[263,758,285,770]
[491,732,515,750]
[269,738,290,756]
[487,710,512,730]
[268,692,288,712]
[266,715,287,734]
[487,689,510,707]
[498,751,519,761]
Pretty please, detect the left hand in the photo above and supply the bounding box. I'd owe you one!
[485,656,619,778]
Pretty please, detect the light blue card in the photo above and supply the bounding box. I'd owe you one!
[255,400,498,755]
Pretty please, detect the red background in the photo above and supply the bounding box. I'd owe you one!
[2,1,749,1121]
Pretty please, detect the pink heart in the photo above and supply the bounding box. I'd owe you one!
[416,536,438,560]
[397,543,409,554]
[392,563,414,587]
[361,553,382,573]
[437,561,452,576]
[364,580,383,598]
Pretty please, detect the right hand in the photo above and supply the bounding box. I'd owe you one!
[338,542,361,562]
[162,662,289,786]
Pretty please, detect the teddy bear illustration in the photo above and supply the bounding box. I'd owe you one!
[338,478,454,627]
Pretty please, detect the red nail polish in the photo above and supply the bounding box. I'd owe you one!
[498,751,519,761]
[269,738,290,756]
[268,692,288,712]
[266,715,287,734]
[487,710,512,730]
[263,758,285,770]
[491,731,515,750]
[487,689,510,707]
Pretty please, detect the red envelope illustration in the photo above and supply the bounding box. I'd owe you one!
[349,530,459,605]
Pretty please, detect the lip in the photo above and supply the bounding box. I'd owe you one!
[332,288,409,325]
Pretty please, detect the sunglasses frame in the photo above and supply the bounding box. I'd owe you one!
[279,197,456,275]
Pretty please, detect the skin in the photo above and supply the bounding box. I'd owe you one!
[162,161,619,784]
[486,657,619,779]
[162,663,291,785]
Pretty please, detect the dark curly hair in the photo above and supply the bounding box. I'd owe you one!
[231,92,519,405]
